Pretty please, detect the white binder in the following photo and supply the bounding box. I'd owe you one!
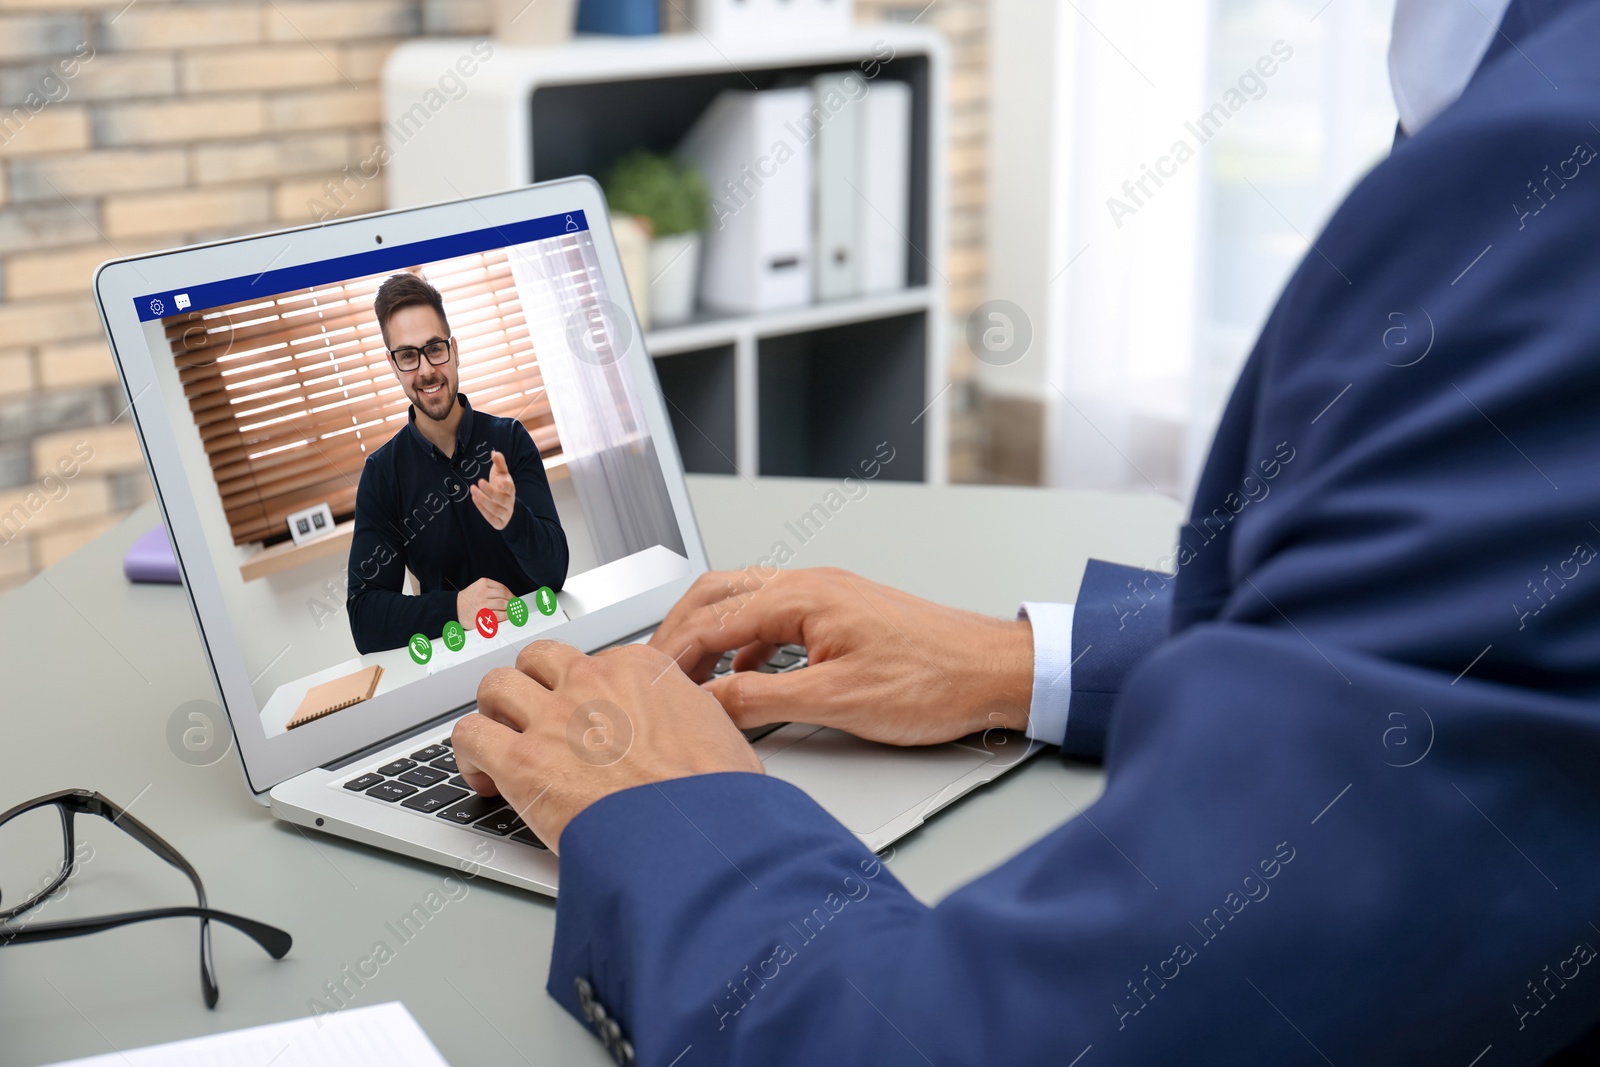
[856,79,911,294]
[677,87,815,313]
[812,71,863,302]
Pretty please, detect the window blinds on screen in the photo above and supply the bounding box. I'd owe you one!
[164,248,561,547]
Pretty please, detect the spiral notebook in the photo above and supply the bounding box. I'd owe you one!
[287,664,383,730]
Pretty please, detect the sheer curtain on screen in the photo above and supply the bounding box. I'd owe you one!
[508,233,685,564]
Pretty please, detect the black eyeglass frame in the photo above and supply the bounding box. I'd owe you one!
[388,337,455,372]
[0,788,291,1009]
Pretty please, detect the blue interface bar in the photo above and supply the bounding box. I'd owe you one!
[132,209,590,322]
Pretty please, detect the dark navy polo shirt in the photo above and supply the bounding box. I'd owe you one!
[346,393,568,654]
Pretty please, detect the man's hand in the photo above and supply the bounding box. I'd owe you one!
[469,450,516,530]
[648,567,1036,746]
[457,577,512,627]
[452,641,764,851]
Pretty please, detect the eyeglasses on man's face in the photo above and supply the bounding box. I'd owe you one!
[0,789,292,1008]
[389,337,454,372]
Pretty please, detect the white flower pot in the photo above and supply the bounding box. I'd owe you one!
[649,232,701,326]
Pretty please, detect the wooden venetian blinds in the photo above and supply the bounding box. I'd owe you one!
[167,249,560,547]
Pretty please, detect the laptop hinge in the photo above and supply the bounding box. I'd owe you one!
[321,700,476,772]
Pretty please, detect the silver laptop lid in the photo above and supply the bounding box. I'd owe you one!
[93,177,708,796]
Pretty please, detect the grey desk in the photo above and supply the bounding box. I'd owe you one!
[0,476,1180,1067]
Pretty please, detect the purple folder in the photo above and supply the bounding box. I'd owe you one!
[124,524,181,584]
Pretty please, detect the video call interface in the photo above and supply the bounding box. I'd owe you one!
[130,210,689,742]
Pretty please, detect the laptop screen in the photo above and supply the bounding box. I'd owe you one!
[125,209,690,743]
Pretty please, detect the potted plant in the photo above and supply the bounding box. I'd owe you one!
[602,151,707,326]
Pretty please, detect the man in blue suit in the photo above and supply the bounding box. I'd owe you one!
[453,0,1600,1061]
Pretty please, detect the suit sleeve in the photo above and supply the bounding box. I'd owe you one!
[1059,560,1174,759]
[497,426,569,592]
[345,458,455,653]
[551,628,1600,1065]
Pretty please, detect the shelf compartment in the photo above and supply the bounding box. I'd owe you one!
[758,311,926,482]
[652,343,738,475]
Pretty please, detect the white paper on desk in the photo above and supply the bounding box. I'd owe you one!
[40,1001,450,1067]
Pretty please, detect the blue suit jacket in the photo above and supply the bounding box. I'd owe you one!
[547,2,1600,1062]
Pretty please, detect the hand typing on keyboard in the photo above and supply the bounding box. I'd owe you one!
[452,640,764,852]
[648,567,1036,747]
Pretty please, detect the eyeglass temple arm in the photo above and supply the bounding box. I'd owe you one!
[1,906,292,959]
[72,794,209,905]
[73,793,224,1006]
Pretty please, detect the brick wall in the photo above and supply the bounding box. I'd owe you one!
[852,0,993,483]
[0,1,991,592]
[0,0,494,592]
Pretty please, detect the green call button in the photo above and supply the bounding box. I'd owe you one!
[442,620,466,652]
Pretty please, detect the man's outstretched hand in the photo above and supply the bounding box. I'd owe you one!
[469,450,517,530]
[452,640,764,852]
[457,576,512,627]
[648,567,1036,747]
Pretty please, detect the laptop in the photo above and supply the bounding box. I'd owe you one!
[92,177,1039,896]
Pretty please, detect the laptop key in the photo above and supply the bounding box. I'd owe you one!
[476,809,521,836]
[401,784,468,813]
[768,650,801,668]
[367,781,418,802]
[441,737,453,748]
[437,795,505,825]
[343,772,384,791]
[376,758,417,777]
[511,826,549,850]
[448,775,469,789]
[430,753,458,773]
[410,744,449,762]
[398,765,448,787]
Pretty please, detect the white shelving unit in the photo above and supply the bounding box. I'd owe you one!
[383,27,949,482]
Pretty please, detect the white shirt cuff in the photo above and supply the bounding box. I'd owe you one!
[1017,602,1075,747]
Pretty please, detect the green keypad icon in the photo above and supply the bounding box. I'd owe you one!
[506,596,528,627]
[442,620,466,652]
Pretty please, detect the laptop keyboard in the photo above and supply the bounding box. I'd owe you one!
[717,644,808,742]
[335,644,810,844]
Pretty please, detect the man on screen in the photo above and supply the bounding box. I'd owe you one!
[346,272,568,655]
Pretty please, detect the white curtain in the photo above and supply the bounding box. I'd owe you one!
[509,231,685,565]
[1011,0,1398,504]
[1187,0,1399,495]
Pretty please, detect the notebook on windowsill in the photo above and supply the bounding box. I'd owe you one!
[288,664,384,730]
